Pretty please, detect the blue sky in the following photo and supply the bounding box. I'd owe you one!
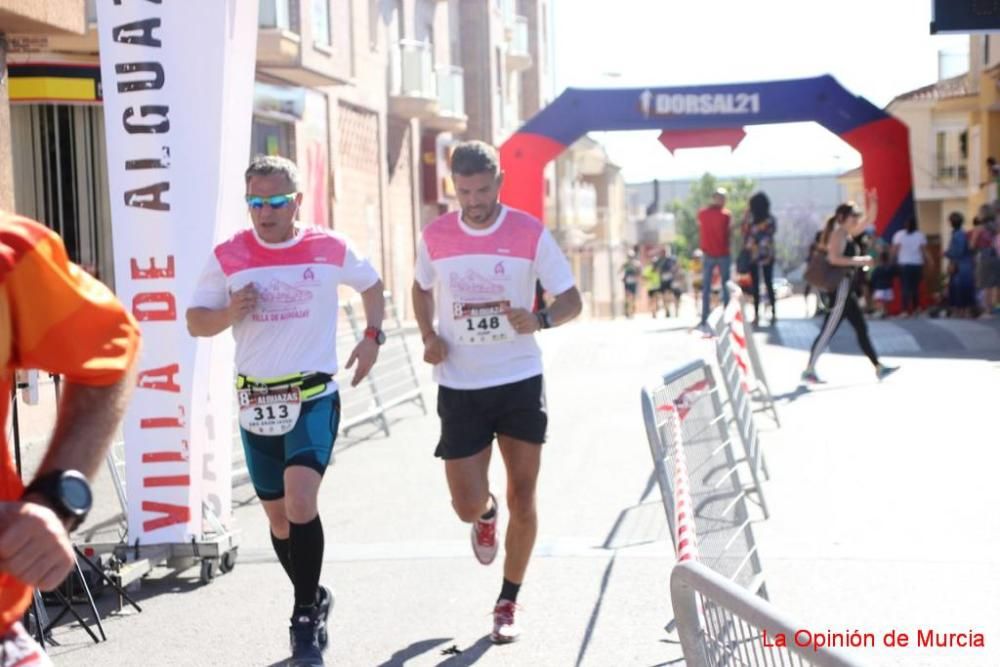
[551,0,968,183]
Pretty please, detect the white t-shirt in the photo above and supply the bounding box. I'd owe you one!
[190,226,379,392]
[892,229,927,266]
[414,206,575,390]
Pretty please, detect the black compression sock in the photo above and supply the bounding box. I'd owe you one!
[289,515,325,609]
[498,578,521,604]
[270,531,293,584]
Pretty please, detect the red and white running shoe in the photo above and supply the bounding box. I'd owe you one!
[490,599,521,644]
[471,493,499,565]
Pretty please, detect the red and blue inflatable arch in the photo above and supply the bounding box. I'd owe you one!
[499,75,913,240]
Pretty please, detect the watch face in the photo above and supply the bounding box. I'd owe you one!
[60,475,93,512]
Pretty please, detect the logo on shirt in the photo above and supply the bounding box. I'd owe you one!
[449,269,506,299]
[494,261,506,276]
[257,279,314,310]
[303,268,315,281]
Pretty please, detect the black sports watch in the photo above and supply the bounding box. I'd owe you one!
[23,470,93,531]
[536,309,553,330]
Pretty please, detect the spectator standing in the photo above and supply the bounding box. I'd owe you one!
[944,211,976,318]
[970,206,999,317]
[742,192,777,325]
[890,218,929,316]
[697,188,732,329]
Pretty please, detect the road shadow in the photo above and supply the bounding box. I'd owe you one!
[36,565,208,642]
[375,637,452,666]
[433,635,494,666]
[573,472,670,666]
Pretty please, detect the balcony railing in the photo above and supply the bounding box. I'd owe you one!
[259,0,296,32]
[389,40,436,100]
[435,66,465,118]
[934,154,969,187]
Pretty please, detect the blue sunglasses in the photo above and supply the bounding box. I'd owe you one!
[246,193,297,209]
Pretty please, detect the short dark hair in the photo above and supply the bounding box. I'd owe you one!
[245,155,300,190]
[948,211,964,229]
[450,141,499,177]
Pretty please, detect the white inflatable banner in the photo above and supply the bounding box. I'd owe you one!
[97,0,257,544]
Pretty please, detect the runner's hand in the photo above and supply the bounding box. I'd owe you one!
[503,306,541,334]
[346,338,379,387]
[0,501,74,591]
[422,333,447,365]
[228,283,258,323]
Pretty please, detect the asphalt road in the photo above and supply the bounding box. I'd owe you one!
[33,297,1000,666]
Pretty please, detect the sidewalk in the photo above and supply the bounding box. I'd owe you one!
[38,296,1000,666]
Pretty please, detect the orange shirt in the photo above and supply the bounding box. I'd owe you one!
[0,212,139,631]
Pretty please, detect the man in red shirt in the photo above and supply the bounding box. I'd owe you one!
[0,212,139,666]
[697,188,733,327]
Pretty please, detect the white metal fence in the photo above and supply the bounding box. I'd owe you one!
[672,560,868,667]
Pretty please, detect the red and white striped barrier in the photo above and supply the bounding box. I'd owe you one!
[657,400,699,563]
[722,298,753,393]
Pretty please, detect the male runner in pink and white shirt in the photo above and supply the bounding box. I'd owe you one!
[413,141,582,644]
[187,156,384,666]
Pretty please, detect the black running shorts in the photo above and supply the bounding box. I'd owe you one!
[435,375,547,459]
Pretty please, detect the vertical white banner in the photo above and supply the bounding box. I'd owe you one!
[97,1,258,544]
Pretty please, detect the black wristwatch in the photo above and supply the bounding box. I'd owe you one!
[23,470,93,531]
[536,309,553,330]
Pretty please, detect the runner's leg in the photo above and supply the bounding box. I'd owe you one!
[445,445,493,522]
[496,435,541,585]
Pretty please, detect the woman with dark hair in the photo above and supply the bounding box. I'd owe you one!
[802,191,898,383]
[890,217,929,315]
[945,211,976,317]
[742,192,777,324]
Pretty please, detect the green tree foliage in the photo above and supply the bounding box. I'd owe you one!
[668,173,755,260]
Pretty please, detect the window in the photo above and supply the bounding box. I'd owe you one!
[312,0,331,46]
[252,117,296,159]
[369,0,379,50]
[936,131,947,178]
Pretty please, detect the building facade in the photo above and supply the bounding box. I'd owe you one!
[0,0,559,319]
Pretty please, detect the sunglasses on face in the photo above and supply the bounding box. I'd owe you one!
[246,193,297,210]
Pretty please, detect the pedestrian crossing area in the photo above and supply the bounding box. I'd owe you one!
[770,316,1000,356]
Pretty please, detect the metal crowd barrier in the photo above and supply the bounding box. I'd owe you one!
[724,281,780,426]
[341,292,427,435]
[641,359,767,598]
[671,560,867,667]
[709,301,771,520]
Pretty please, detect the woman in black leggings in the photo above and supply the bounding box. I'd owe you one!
[802,193,899,383]
[744,192,777,324]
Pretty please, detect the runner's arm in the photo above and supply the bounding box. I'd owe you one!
[187,283,258,336]
[543,286,583,327]
[359,280,385,330]
[186,306,236,337]
[412,280,437,341]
